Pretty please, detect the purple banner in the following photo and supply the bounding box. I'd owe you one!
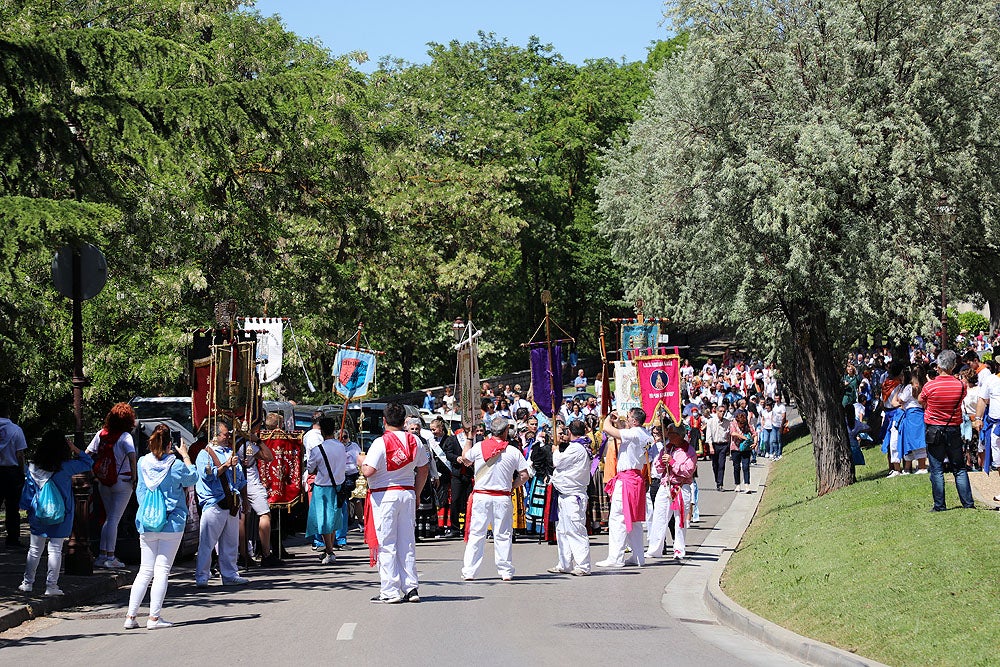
[530,343,562,418]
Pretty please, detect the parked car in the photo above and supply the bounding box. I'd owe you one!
[563,392,597,405]
[346,402,420,452]
[130,396,194,434]
[292,404,358,441]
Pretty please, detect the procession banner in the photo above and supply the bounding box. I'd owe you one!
[333,348,377,400]
[635,354,682,426]
[529,343,563,418]
[613,360,641,412]
[457,337,481,428]
[620,323,660,353]
[247,317,284,383]
[258,431,304,508]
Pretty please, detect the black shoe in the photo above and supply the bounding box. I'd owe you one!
[280,549,297,559]
[442,528,457,538]
[404,588,420,603]
[717,485,723,491]
[260,553,283,567]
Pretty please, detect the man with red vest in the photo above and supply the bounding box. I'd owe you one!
[459,417,530,581]
[359,403,430,604]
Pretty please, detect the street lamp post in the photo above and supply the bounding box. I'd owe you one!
[933,196,957,350]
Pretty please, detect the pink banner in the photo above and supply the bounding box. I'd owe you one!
[635,354,682,426]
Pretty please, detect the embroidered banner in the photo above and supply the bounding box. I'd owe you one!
[333,349,377,400]
[635,354,682,426]
[621,323,660,354]
[614,360,641,412]
[258,431,304,508]
[529,343,563,418]
[457,336,481,428]
[246,317,284,383]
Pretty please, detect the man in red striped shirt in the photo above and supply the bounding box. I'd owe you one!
[918,350,975,511]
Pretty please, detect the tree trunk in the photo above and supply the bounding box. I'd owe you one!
[987,296,1000,334]
[400,342,414,393]
[787,305,855,495]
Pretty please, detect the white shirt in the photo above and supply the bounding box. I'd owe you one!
[898,385,921,411]
[647,440,664,479]
[616,426,652,472]
[771,403,787,428]
[238,440,263,486]
[466,441,528,492]
[302,428,323,456]
[551,441,591,496]
[86,431,135,483]
[980,373,1000,420]
[307,438,347,486]
[759,408,773,430]
[344,441,362,475]
[365,432,429,490]
[442,394,456,410]
[0,418,27,467]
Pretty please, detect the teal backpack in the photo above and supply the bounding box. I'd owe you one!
[34,478,66,525]
[137,472,168,532]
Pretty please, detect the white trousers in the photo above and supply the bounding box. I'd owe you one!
[606,482,645,566]
[556,493,590,572]
[372,489,418,598]
[462,495,514,579]
[23,534,65,587]
[646,483,691,558]
[128,531,183,618]
[98,483,133,553]
[196,504,240,583]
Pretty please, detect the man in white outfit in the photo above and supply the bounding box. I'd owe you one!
[460,418,529,581]
[547,420,592,575]
[597,407,652,568]
[359,403,429,604]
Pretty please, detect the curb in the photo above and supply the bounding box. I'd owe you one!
[0,570,130,634]
[701,457,891,667]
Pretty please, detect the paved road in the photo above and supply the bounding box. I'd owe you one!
[0,460,801,666]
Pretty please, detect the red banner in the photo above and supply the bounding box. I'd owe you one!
[635,354,682,426]
[258,432,304,508]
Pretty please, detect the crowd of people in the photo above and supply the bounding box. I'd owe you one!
[1,351,798,623]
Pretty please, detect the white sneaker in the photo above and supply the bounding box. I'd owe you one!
[735,484,743,493]
[147,618,173,630]
[915,469,928,475]
[595,559,624,568]
[546,566,570,574]
[100,557,125,569]
[222,576,249,586]
[44,585,64,597]
[321,553,337,565]
[887,470,901,478]
[775,455,782,461]
[643,551,656,559]
[123,617,139,630]
[570,568,591,576]
[17,581,32,593]
[902,470,912,475]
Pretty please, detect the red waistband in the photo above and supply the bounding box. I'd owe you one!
[368,485,415,493]
[474,489,511,497]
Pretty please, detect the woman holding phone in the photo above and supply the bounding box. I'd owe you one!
[123,424,197,630]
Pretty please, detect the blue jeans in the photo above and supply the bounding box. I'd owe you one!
[731,450,751,485]
[925,425,975,511]
[770,428,783,457]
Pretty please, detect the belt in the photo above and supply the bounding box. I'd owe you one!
[473,489,511,497]
[368,485,415,493]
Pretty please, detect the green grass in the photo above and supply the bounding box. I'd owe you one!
[724,437,997,667]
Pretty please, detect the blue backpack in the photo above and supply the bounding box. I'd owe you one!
[33,479,66,525]
[137,473,168,532]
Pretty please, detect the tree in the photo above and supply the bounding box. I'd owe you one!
[598,0,1000,494]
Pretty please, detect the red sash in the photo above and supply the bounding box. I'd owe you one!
[364,484,416,567]
[464,489,512,542]
[383,430,418,471]
[481,436,507,461]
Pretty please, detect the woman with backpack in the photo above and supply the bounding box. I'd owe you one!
[730,409,757,493]
[17,431,93,596]
[86,402,138,569]
[124,424,197,630]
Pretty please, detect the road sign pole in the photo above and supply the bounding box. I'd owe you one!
[71,247,85,450]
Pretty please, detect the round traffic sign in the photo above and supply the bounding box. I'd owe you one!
[51,243,108,301]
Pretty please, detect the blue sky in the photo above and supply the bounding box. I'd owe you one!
[250,1,671,70]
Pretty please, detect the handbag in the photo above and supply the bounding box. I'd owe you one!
[207,447,240,516]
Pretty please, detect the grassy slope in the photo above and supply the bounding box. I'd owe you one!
[723,437,998,667]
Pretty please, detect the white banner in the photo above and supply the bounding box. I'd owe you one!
[614,360,641,412]
[247,317,284,383]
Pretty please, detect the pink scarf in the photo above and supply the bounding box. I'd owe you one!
[604,468,646,531]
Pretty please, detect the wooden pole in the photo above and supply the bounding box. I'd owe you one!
[339,322,363,437]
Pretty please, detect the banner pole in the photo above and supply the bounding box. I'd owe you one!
[340,322,363,437]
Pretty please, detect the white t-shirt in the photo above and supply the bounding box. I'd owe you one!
[771,403,787,428]
[302,428,323,456]
[898,384,921,411]
[308,438,347,486]
[466,442,528,492]
[647,440,664,480]
[616,426,653,472]
[365,432,429,490]
[442,394,456,411]
[551,441,592,495]
[759,408,773,430]
[86,431,136,484]
[980,373,1000,420]
[238,440,263,487]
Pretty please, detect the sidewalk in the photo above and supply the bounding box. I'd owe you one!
[0,520,132,633]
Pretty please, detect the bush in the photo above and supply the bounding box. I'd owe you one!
[956,310,990,336]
